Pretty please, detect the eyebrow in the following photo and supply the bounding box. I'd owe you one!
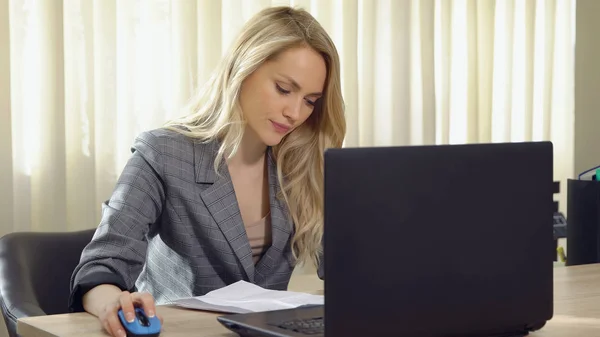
[279,73,323,97]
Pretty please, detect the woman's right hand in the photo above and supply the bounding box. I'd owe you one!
[100,291,154,336]
[83,284,164,337]
[81,286,160,337]
[100,291,163,337]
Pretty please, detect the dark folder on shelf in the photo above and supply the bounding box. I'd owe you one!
[566,178,600,266]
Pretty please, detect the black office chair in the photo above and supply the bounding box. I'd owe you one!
[0,229,95,337]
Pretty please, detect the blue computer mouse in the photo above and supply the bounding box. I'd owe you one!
[117,308,161,337]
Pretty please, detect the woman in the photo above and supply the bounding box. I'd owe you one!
[68,5,345,337]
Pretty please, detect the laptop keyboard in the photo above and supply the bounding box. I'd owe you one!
[275,316,324,335]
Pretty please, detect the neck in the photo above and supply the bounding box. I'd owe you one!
[227,127,267,168]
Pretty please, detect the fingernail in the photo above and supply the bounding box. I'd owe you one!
[117,329,126,337]
[125,312,135,322]
[147,310,155,317]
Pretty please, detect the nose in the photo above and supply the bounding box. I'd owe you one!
[282,98,303,122]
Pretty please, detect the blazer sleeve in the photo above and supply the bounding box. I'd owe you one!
[69,131,166,312]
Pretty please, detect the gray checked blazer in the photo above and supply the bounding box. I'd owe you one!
[69,127,324,312]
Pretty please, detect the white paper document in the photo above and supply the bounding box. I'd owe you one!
[172,280,324,314]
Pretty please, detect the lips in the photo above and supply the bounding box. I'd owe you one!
[271,120,291,134]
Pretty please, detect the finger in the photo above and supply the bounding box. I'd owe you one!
[101,319,112,336]
[132,292,156,318]
[100,303,120,337]
[118,291,136,323]
[107,311,126,337]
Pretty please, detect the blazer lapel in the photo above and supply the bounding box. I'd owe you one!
[255,149,294,277]
[195,140,255,282]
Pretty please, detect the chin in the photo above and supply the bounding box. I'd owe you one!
[264,138,284,147]
[261,133,285,147]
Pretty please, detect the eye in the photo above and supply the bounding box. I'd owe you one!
[305,98,316,108]
[276,83,290,95]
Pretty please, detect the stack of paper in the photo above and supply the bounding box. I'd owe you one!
[172,280,324,314]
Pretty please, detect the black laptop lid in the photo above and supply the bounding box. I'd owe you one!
[323,142,554,337]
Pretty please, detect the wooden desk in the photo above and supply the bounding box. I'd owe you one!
[18,274,322,337]
[18,264,600,337]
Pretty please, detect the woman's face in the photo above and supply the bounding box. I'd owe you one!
[239,45,327,147]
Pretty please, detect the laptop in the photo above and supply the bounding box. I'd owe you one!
[217,142,554,337]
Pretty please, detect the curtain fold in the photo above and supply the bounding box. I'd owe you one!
[419,0,436,146]
[91,0,118,225]
[339,0,358,147]
[475,0,495,143]
[1,0,576,235]
[0,0,13,233]
[357,0,375,146]
[64,0,93,232]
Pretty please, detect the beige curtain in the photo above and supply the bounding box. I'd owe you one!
[0,0,575,236]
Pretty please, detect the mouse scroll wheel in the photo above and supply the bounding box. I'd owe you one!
[136,311,150,327]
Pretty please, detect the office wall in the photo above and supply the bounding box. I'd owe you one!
[574,0,600,176]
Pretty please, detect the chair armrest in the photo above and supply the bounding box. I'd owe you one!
[0,234,46,337]
[0,234,47,315]
[0,229,95,337]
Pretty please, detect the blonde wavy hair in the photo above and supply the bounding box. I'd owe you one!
[165,6,346,268]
